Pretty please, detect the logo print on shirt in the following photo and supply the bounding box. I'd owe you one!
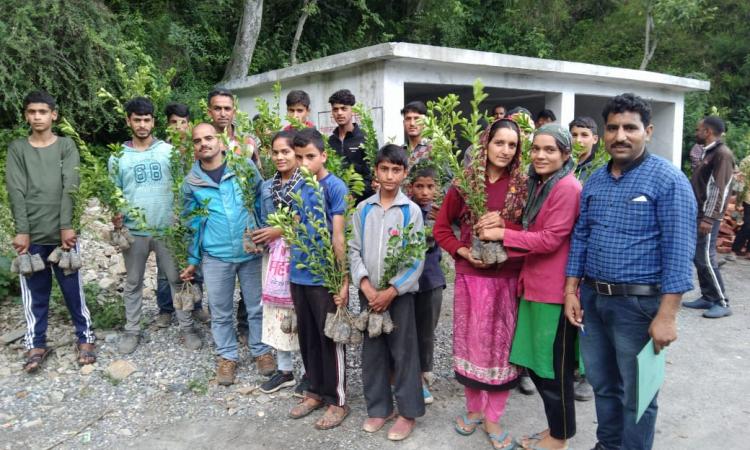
[133,162,163,184]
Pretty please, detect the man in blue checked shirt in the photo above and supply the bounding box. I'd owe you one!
[563,93,697,450]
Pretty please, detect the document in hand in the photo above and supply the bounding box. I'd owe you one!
[636,338,666,423]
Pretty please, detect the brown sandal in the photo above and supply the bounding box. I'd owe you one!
[76,343,97,366]
[289,396,324,419]
[314,404,350,430]
[23,348,51,373]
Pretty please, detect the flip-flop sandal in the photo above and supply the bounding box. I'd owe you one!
[76,343,97,366]
[23,348,51,373]
[516,431,547,448]
[487,430,515,450]
[314,405,350,430]
[455,414,484,436]
[289,397,324,419]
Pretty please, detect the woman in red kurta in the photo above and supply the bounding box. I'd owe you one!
[434,119,527,449]
[478,124,582,450]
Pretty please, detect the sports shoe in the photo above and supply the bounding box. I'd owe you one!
[182,328,202,350]
[216,357,237,386]
[575,377,593,401]
[117,333,140,355]
[154,313,172,328]
[682,297,714,309]
[260,371,295,393]
[295,374,310,397]
[192,308,211,324]
[518,375,536,395]
[255,352,277,377]
[703,303,732,319]
[422,384,434,405]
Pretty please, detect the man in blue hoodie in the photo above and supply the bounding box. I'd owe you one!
[109,97,200,355]
[180,122,276,385]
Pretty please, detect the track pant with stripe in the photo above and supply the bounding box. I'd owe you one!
[291,283,346,406]
[20,244,95,350]
[694,219,729,306]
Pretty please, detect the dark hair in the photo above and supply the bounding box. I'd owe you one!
[410,165,437,183]
[271,129,296,148]
[569,116,598,135]
[164,102,190,119]
[293,127,325,152]
[488,118,521,146]
[207,88,234,105]
[602,93,652,127]
[286,90,311,108]
[702,116,726,136]
[536,109,557,122]
[23,91,57,110]
[124,97,155,117]
[328,89,356,106]
[375,144,409,169]
[401,101,427,115]
[492,104,506,113]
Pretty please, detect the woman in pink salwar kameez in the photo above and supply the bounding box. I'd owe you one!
[434,118,527,449]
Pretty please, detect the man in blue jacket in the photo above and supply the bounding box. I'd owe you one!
[180,122,275,385]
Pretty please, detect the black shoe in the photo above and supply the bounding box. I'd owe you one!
[260,371,295,394]
[294,374,310,397]
[575,377,594,401]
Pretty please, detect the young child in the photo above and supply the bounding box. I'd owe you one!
[408,166,446,404]
[287,128,350,430]
[180,122,275,385]
[569,116,599,183]
[349,144,426,441]
[252,130,304,393]
[6,91,96,372]
[284,90,315,130]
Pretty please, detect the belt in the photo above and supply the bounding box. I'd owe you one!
[584,278,660,297]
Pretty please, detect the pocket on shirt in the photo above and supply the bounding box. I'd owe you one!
[619,200,654,232]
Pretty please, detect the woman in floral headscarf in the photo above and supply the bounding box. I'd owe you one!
[434,118,527,449]
[479,124,582,450]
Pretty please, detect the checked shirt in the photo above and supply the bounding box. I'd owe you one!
[566,151,697,294]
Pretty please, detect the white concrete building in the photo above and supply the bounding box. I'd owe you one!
[223,42,709,166]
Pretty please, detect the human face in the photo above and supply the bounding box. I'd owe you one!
[167,115,190,134]
[403,111,424,139]
[126,113,154,140]
[485,127,518,171]
[603,111,653,168]
[531,134,569,181]
[192,124,222,163]
[493,106,506,120]
[271,137,297,176]
[410,176,437,207]
[295,143,327,177]
[375,160,407,194]
[287,103,309,123]
[24,103,57,133]
[208,95,235,131]
[331,103,353,127]
[570,126,598,155]
[695,121,709,145]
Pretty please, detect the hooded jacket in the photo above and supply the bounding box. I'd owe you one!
[182,159,262,265]
[690,140,735,223]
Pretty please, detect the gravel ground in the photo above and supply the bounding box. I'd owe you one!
[1,253,749,449]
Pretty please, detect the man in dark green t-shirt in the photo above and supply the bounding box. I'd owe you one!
[5,91,96,373]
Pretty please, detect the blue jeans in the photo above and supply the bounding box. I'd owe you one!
[579,283,660,450]
[202,255,269,360]
[156,268,204,314]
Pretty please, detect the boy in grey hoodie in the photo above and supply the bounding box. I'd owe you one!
[349,144,425,441]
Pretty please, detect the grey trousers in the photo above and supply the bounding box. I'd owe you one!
[362,293,425,419]
[414,287,444,373]
[122,235,193,333]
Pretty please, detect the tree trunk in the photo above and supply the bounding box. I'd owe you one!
[640,7,657,70]
[290,0,317,66]
[222,0,264,82]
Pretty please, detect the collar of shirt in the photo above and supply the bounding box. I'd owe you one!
[366,189,411,209]
[606,149,649,178]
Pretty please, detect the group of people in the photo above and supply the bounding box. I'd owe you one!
[8,84,728,450]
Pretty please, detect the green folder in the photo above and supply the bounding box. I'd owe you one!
[636,338,666,423]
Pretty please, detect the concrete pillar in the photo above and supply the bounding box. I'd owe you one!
[381,73,404,145]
